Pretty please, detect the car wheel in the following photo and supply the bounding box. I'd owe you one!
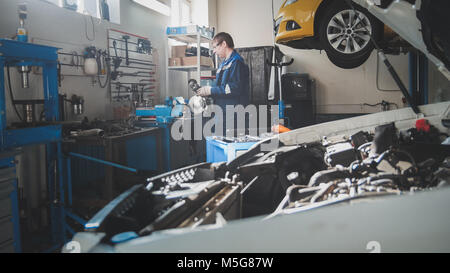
[318,1,382,69]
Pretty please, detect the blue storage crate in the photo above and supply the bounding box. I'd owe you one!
[206,136,259,163]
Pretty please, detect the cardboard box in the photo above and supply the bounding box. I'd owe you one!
[168,58,182,66]
[171,45,187,58]
[182,56,214,67]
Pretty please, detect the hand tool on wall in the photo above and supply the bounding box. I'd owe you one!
[57,61,62,87]
[96,49,111,88]
[122,35,130,66]
[111,40,122,80]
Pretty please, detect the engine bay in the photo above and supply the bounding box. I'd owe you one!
[81,115,450,247]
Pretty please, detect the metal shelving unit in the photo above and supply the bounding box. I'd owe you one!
[165,31,214,99]
[167,65,215,72]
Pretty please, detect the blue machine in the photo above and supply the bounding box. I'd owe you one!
[0,38,80,252]
[135,97,201,172]
[135,97,185,124]
[135,97,185,171]
[0,151,21,253]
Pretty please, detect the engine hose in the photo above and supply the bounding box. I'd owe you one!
[370,179,395,186]
[392,149,417,168]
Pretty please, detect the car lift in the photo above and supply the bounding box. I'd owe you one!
[344,0,423,115]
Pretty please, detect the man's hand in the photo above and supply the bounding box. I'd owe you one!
[197,86,212,97]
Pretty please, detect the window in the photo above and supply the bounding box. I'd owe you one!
[180,0,192,25]
[132,0,171,17]
[170,0,192,26]
[42,0,121,24]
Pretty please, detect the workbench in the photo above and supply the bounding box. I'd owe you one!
[64,127,163,203]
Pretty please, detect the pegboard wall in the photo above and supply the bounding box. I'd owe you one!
[28,28,159,121]
[107,29,157,108]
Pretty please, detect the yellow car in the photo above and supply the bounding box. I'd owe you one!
[275,0,384,69]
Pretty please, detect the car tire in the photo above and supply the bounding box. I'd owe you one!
[318,1,383,69]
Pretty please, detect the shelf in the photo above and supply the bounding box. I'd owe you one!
[168,33,212,44]
[166,30,214,98]
[168,65,215,72]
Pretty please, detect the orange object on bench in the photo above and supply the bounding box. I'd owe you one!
[272,124,291,134]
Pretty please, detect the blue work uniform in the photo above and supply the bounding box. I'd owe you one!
[211,50,250,136]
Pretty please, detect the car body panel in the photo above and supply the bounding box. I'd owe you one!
[275,0,323,43]
[113,186,450,253]
[278,101,449,146]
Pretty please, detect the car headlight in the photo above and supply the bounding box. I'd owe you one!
[284,0,298,7]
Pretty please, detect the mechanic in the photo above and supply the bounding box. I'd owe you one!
[197,32,250,137]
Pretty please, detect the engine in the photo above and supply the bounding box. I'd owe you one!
[80,119,449,246]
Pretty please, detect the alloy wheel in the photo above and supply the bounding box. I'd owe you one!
[326,9,373,54]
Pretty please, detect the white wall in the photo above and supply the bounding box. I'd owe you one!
[208,0,218,29]
[191,0,208,26]
[217,0,410,114]
[190,0,217,28]
[0,0,170,122]
[218,0,275,48]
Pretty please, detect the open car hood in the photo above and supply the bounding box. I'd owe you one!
[64,102,450,253]
[352,0,450,80]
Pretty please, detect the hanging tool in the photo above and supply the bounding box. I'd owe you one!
[115,82,131,92]
[122,35,130,66]
[111,40,122,80]
[96,49,111,88]
[61,94,85,116]
[57,61,62,87]
[267,54,294,126]
[116,71,155,78]
[137,38,152,55]
[70,95,85,116]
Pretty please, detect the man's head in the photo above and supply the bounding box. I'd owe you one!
[213,32,234,59]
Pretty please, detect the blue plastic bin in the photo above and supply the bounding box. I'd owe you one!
[206,136,259,163]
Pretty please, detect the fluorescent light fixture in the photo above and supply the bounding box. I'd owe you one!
[132,0,171,17]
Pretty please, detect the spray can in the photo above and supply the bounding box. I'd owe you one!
[17,3,28,42]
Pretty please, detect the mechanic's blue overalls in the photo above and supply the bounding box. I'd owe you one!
[210,50,250,136]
